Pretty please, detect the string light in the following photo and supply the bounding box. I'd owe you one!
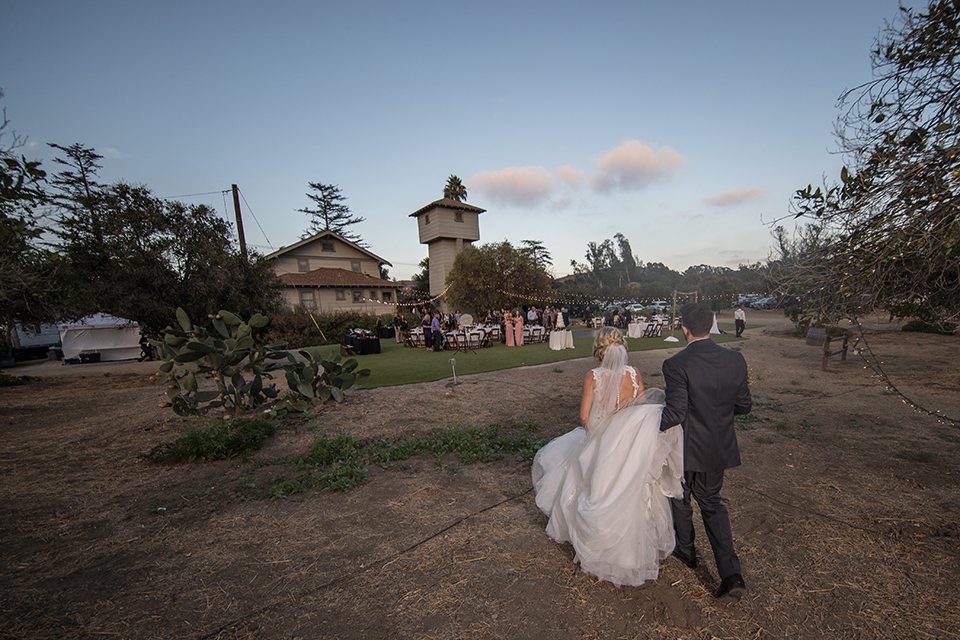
[854,318,960,428]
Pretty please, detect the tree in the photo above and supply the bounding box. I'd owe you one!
[298,182,366,244]
[571,234,641,290]
[614,232,638,283]
[520,239,553,270]
[47,143,104,214]
[445,241,552,312]
[47,145,282,331]
[782,1,960,322]
[0,91,66,354]
[443,174,467,201]
[411,256,430,298]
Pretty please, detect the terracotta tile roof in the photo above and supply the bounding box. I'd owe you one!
[409,198,486,218]
[279,268,396,288]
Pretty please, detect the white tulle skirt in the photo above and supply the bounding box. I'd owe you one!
[532,402,684,586]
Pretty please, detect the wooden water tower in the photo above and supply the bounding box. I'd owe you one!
[409,198,485,312]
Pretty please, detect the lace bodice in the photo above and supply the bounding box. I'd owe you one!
[588,365,640,429]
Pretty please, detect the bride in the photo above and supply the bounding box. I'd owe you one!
[532,327,684,586]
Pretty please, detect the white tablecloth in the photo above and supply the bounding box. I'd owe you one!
[627,322,649,338]
[549,331,575,350]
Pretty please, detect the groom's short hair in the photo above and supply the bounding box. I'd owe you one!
[680,303,713,338]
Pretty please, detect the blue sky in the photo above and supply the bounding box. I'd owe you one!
[1,1,919,280]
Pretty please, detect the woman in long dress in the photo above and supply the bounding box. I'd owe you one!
[504,311,515,347]
[514,309,524,346]
[532,327,684,586]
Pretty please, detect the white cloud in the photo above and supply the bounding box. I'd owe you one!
[468,166,554,207]
[469,139,686,209]
[100,147,127,159]
[703,188,765,207]
[556,164,586,188]
[591,140,685,193]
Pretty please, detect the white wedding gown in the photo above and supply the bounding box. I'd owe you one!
[532,348,684,586]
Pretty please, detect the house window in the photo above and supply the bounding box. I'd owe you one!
[296,257,310,272]
[336,290,346,301]
[351,260,361,272]
[298,290,317,310]
[321,240,335,252]
[381,291,392,303]
[352,290,363,303]
[454,211,463,222]
[424,214,430,224]
[369,290,378,301]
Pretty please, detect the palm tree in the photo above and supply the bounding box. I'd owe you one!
[443,175,467,202]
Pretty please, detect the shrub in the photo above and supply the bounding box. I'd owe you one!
[260,306,326,348]
[901,320,957,335]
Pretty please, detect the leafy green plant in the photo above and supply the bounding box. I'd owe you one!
[139,416,277,462]
[0,371,25,387]
[243,422,550,498]
[895,450,936,463]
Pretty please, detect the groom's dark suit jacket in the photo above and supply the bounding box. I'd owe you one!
[659,338,752,473]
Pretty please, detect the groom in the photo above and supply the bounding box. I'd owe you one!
[659,303,752,602]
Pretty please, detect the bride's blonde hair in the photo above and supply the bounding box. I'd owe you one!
[593,326,626,361]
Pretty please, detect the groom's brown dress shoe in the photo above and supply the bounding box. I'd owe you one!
[671,548,698,569]
[715,574,747,602]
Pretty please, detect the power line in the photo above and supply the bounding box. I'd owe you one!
[236,186,273,251]
[159,190,228,200]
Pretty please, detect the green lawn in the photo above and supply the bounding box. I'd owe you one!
[342,323,746,389]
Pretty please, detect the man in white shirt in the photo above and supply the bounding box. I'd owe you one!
[734,306,746,338]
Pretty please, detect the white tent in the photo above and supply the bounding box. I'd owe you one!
[58,314,141,362]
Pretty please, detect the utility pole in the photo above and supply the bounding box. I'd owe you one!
[232,184,248,261]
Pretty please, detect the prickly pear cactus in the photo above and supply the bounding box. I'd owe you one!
[274,346,371,414]
[151,308,288,416]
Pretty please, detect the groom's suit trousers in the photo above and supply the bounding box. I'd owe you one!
[671,470,742,580]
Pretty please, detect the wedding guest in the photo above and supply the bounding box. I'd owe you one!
[422,311,433,349]
[504,311,515,347]
[392,312,404,343]
[432,312,444,352]
[734,306,746,338]
[514,308,524,346]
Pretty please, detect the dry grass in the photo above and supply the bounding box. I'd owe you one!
[0,310,958,639]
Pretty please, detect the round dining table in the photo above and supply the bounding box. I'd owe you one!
[549,330,575,350]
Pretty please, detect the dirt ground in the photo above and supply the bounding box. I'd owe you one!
[1,309,958,640]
